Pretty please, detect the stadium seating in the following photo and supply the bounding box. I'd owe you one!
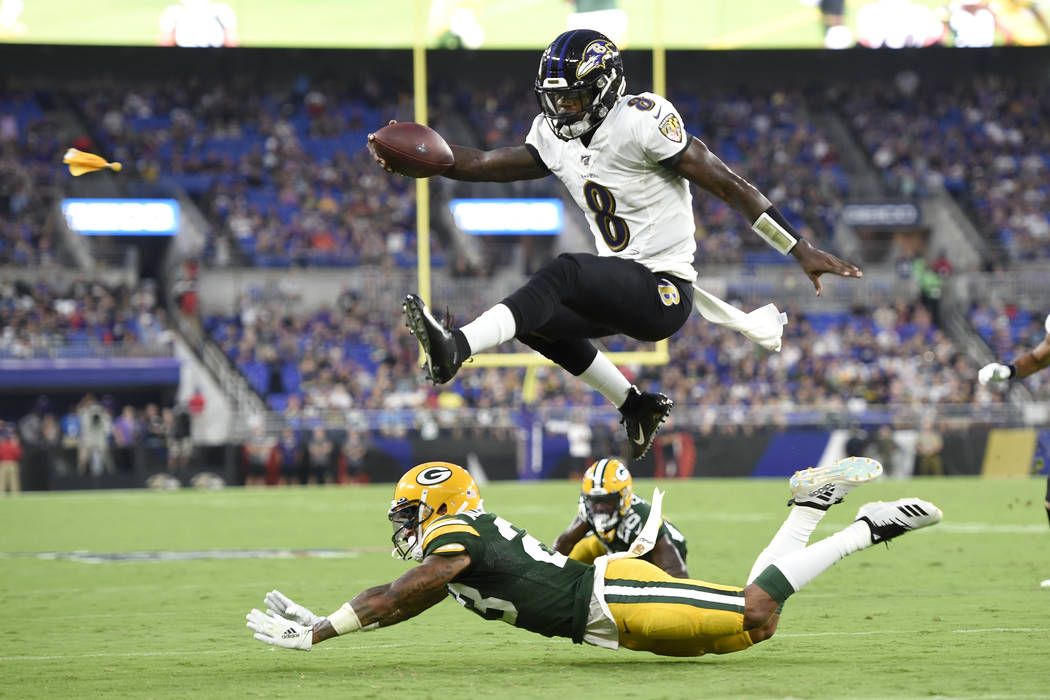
[835,76,1050,261]
[70,78,446,268]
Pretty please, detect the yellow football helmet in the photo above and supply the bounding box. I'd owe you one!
[580,458,633,542]
[388,462,482,561]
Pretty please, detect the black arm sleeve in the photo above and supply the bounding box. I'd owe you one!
[659,134,694,169]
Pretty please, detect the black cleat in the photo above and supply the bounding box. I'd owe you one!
[619,386,673,460]
[402,293,464,385]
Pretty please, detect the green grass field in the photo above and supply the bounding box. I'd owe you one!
[2,476,1049,699]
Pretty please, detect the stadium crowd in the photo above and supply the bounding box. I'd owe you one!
[5,393,198,484]
[0,91,68,267]
[68,75,443,268]
[0,277,172,358]
[207,280,1048,432]
[835,74,1050,261]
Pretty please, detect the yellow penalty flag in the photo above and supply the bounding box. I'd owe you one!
[62,148,122,176]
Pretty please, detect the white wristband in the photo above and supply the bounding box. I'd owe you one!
[327,603,362,635]
[751,212,798,254]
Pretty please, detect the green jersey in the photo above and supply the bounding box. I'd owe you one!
[421,510,595,643]
[593,496,688,561]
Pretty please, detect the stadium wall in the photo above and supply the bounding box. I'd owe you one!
[16,427,1048,491]
[4,43,1050,91]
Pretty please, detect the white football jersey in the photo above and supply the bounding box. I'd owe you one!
[1044,312,1050,336]
[526,92,697,282]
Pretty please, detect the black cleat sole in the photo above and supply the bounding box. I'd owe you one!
[402,295,439,385]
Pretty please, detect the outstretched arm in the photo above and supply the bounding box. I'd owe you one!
[671,137,862,295]
[444,144,550,182]
[1015,333,1050,378]
[980,318,1050,384]
[312,552,470,644]
[552,516,591,556]
[248,552,470,650]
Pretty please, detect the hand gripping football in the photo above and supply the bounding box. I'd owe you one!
[370,122,454,178]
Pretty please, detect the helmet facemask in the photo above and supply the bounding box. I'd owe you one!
[583,492,624,541]
[536,69,623,141]
[389,498,435,562]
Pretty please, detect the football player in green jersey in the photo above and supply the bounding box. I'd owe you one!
[247,460,941,657]
[553,458,688,577]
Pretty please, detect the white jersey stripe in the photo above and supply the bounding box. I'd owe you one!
[422,518,471,539]
[603,584,745,609]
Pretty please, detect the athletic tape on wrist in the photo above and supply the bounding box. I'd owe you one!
[752,211,798,254]
[327,603,363,635]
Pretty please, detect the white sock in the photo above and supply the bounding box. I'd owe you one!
[460,303,516,355]
[577,352,631,407]
[746,506,826,584]
[769,520,872,593]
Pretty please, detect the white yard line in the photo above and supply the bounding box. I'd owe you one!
[4,627,1048,663]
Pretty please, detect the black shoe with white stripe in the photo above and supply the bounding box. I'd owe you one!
[618,386,673,460]
[855,498,942,544]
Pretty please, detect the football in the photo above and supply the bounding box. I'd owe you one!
[371,122,454,178]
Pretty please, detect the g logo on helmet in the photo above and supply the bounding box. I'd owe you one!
[614,464,630,482]
[416,466,453,485]
[576,40,615,79]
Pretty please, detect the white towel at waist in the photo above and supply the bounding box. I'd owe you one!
[692,283,789,352]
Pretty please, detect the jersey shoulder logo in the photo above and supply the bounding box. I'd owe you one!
[657,279,680,306]
[658,113,683,143]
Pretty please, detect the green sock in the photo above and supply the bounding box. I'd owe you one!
[753,565,795,606]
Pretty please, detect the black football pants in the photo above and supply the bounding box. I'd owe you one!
[501,253,693,376]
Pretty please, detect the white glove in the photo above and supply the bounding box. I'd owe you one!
[264,589,321,627]
[246,608,313,650]
[577,496,589,522]
[978,362,1013,385]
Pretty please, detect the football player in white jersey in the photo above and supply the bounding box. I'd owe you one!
[370,29,862,460]
[978,310,1050,562]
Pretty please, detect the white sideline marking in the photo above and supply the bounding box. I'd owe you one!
[936,524,1047,534]
[5,627,1048,662]
[952,627,1050,634]
[46,611,182,620]
[0,643,411,662]
[822,696,1050,700]
[779,627,1050,639]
